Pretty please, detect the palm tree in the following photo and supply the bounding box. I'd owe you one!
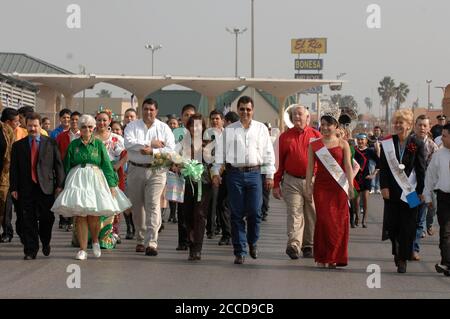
[364,97,373,111]
[394,82,410,110]
[331,94,358,110]
[96,89,112,98]
[378,76,396,127]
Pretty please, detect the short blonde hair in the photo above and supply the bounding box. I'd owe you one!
[79,114,96,128]
[392,109,414,126]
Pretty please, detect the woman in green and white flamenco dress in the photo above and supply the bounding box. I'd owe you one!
[52,114,131,260]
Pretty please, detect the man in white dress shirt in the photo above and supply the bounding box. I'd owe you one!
[124,98,175,256]
[212,96,276,264]
[424,123,450,276]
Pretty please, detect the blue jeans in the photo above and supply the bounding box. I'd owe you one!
[226,169,263,257]
[413,203,427,253]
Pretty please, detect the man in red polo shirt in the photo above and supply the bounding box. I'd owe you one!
[273,105,321,260]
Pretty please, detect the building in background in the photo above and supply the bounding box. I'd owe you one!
[0,72,37,109]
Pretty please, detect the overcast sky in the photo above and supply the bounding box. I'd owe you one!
[1,0,449,114]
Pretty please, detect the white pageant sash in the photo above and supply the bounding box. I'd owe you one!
[380,137,416,203]
[311,139,349,196]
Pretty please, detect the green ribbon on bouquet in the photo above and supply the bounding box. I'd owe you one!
[181,160,204,202]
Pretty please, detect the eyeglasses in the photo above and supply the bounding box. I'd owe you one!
[81,125,94,129]
[238,107,253,112]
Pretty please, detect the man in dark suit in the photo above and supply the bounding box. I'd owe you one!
[10,112,65,260]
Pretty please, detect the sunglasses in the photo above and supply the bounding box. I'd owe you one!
[239,107,253,112]
[81,125,94,129]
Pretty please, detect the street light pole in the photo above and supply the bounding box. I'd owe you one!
[435,86,446,108]
[145,44,163,76]
[79,65,86,113]
[226,27,247,77]
[251,0,254,78]
[426,79,432,110]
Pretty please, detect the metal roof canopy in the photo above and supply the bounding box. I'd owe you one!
[9,73,345,102]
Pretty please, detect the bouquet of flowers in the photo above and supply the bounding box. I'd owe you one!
[150,152,176,170]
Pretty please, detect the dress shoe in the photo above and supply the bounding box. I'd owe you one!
[188,251,201,261]
[435,264,450,276]
[427,227,434,236]
[176,244,188,251]
[328,263,337,269]
[145,247,158,256]
[397,260,407,273]
[286,246,300,260]
[135,244,145,253]
[350,222,355,228]
[394,255,399,267]
[234,255,245,264]
[411,251,420,261]
[207,233,214,239]
[249,244,258,259]
[362,223,368,228]
[126,230,134,240]
[42,245,51,256]
[302,247,313,258]
[24,254,36,260]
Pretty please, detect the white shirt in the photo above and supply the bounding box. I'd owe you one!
[124,119,175,164]
[69,130,80,142]
[212,119,276,178]
[424,147,450,203]
[99,132,125,162]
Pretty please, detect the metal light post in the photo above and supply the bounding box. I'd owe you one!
[435,86,446,108]
[426,79,432,110]
[79,65,86,113]
[145,44,163,76]
[251,0,255,78]
[226,27,247,77]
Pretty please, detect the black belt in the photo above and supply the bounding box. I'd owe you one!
[129,161,152,168]
[286,172,306,179]
[436,190,450,196]
[226,163,260,172]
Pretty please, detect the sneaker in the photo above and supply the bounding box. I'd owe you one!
[427,227,434,236]
[376,190,381,194]
[75,250,87,260]
[92,242,101,258]
[435,264,450,276]
[113,233,121,244]
[369,190,375,194]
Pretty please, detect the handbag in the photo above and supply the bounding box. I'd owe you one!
[166,171,185,203]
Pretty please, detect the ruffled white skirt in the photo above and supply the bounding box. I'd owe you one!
[51,164,132,217]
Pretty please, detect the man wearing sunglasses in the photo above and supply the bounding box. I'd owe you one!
[212,96,275,264]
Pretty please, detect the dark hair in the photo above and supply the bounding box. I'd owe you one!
[25,112,41,124]
[443,123,450,133]
[181,104,196,115]
[96,111,112,120]
[18,106,34,116]
[320,115,339,127]
[186,113,206,136]
[125,108,137,114]
[59,108,72,118]
[110,120,123,130]
[1,108,19,122]
[41,117,50,123]
[142,98,158,109]
[209,110,224,119]
[224,111,239,123]
[71,111,81,118]
[237,96,254,108]
[373,126,382,131]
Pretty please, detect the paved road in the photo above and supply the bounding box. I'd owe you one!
[0,194,449,299]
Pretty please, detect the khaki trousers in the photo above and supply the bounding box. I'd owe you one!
[126,165,167,249]
[282,173,316,252]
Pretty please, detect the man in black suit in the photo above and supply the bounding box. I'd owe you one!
[10,112,65,260]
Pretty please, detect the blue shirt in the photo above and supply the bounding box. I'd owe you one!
[50,125,64,140]
[28,135,41,149]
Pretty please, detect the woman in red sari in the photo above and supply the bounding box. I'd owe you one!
[306,114,354,268]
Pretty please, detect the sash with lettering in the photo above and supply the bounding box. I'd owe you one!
[310,138,349,196]
[380,136,421,208]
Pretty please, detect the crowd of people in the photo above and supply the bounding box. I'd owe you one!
[0,99,449,276]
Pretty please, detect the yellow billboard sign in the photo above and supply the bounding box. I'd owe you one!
[291,38,327,54]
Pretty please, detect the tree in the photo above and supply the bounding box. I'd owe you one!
[378,76,396,126]
[96,89,112,98]
[394,82,410,110]
[364,97,373,111]
[331,94,358,110]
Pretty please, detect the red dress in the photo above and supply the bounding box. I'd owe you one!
[312,144,349,266]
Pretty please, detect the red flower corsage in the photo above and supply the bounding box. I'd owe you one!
[407,142,417,153]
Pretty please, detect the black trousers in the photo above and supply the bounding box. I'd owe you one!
[21,183,55,256]
[183,182,212,252]
[216,177,231,239]
[436,191,450,267]
[384,199,417,261]
[177,199,188,246]
[1,192,14,239]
